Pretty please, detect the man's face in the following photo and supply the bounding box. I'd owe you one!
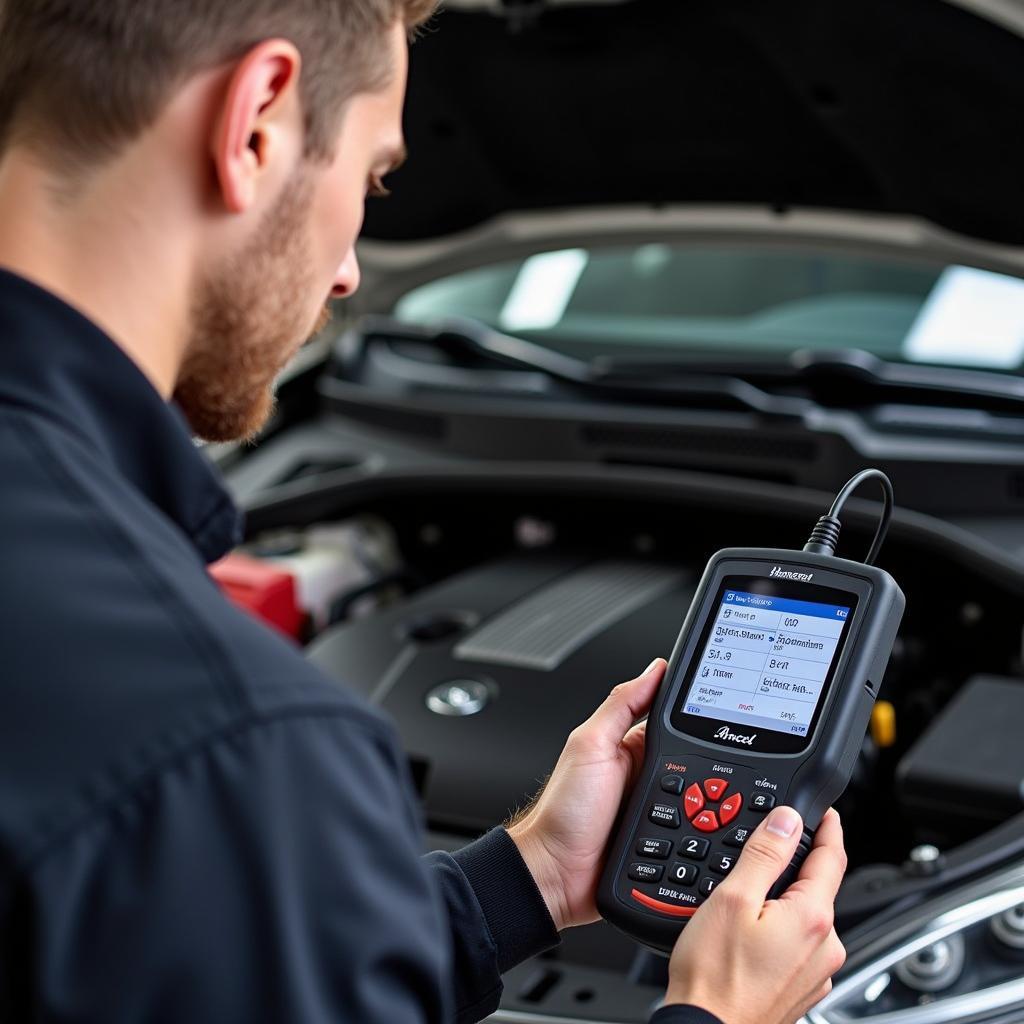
[175,23,409,442]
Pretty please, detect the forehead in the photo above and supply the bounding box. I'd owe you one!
[344,25,407,140]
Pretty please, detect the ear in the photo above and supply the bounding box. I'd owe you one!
[212,39,302,214]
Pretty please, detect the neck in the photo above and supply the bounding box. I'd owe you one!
[0,146,196,400]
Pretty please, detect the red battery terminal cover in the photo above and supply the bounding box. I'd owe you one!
[209,553,305,640]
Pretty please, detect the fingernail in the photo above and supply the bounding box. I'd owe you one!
[643,658,661,675]
[765,807,800,838]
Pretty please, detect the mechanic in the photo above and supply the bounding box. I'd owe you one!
[0,2,847,1022]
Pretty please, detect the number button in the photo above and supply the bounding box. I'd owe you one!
[678,836,710,861]
[668,862,698,886]
[636,838,672,860]
[699,877,719,897]
[709,852,735,875]
[629,862,665,883]
[723,826,752,848]
[750,792,776,813]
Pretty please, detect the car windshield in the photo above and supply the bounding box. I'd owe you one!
[393,244,1024,373]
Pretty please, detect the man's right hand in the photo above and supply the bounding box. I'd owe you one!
[663,806,848,1024]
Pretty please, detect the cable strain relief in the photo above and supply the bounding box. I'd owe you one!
[803,514,842,557]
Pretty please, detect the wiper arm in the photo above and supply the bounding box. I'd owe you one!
[601,346,1024,414]
[789,348,1024,410]
[433,316,595,383]
[426,317,815,420]
[380,317,1024,421]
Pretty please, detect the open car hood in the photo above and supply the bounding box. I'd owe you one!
[362,0,1024,247]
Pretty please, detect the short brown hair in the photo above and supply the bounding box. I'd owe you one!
[0,0,437,171]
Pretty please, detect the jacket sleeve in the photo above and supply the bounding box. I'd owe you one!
[423,835,726,1024]
[27,712,455,1024]
[423,828,561,1022]
[423,834,727,1024]
[650,1005,725,1024]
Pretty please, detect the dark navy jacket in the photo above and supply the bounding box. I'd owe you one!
[0,269,716,1024]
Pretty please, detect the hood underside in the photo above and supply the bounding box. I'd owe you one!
[362,0,1024,246]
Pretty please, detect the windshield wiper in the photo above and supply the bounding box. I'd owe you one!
[600,347,1024,415]
[791,348,1024,410]
[365,317,1024,420]
[419,317,815,420]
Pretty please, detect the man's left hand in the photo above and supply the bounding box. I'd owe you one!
[507,658,667,931]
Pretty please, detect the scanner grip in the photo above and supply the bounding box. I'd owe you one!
[767,826,816,901]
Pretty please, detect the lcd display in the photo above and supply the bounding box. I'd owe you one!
[679,588,851,737]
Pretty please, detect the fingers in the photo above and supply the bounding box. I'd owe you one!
[621,720,648,785]
[717,806,803,911]
[784,808,847,908]
[576,659,665,746]
[622,719,647,754]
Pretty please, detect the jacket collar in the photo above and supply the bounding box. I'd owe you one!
[0,268,243,562]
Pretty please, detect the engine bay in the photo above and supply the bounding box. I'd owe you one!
[219,426,1024,1018]
[227,481,1024,851]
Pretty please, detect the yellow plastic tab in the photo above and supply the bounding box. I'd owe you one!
[871,700,897,748]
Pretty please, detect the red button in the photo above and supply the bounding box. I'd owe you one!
[692,810,720,832]
[703,778,729,801]
[630,888,698,918]
[719,794,742,825]
[683,784,705,820]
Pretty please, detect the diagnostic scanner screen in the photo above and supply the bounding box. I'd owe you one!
[680,589,851,737]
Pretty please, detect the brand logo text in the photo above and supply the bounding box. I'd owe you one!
[715,726,757,746]
[770,565,814,582]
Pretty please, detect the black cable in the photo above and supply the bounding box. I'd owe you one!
[803,469,895,565]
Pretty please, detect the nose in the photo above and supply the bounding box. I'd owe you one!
[332,248,361,299]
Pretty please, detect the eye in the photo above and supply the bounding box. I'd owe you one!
[367,173,391,199]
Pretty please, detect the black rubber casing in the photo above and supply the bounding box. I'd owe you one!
[597,547,905,954]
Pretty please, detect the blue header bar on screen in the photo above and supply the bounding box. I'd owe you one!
[722,590,850,620]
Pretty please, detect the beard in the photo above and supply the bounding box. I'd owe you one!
[174,171,332,442]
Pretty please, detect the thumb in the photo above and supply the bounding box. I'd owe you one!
[580,658,666,744]
[719,806,803,909]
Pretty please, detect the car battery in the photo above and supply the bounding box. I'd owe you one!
[211,518,402,641]
[896,675,1024,828]
[210,553,305,640]
[256,520,400,631]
